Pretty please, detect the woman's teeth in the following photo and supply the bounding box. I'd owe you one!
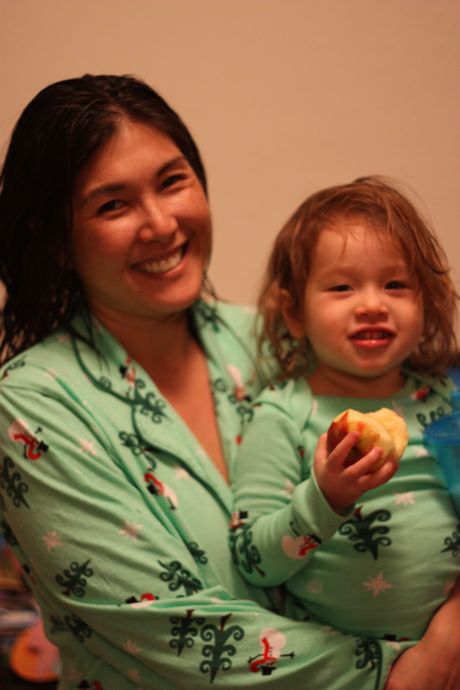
[137,249,183,274]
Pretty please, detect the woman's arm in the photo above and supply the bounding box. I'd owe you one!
[0,381,400,690]
[385,577,460,690]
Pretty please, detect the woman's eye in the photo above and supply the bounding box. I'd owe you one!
[161,173,186,190]
[97,200,125,215]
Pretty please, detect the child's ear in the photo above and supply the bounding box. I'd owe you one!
[279,289,305,339]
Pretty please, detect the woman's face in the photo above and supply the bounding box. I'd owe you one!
[71,119,212,329]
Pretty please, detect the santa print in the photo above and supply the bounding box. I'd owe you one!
[248,628,295,675]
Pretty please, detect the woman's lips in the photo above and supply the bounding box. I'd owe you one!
[132,246,185,275]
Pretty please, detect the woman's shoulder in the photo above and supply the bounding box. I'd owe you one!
[194,299,258,334]
[0,331,70,382]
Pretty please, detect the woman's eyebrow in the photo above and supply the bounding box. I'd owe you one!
[157,155,187,176]
[80,183,125,208]
[79,156,188,208]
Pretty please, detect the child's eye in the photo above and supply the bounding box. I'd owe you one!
[385,280,407,290]
[329,284,352,292]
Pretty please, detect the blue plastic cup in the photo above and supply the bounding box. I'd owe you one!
[425,391,460,517]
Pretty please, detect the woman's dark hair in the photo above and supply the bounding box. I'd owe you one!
[0,74,208,361]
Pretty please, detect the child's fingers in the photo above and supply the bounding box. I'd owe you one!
[344,446,384,478]
[356,458,398,491]
[326,431,361,471]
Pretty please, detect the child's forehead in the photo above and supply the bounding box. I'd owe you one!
[315,218,402,255]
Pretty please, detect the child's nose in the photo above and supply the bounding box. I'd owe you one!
[354,289,388,318]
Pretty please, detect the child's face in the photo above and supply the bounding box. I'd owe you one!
[288,221,424,397]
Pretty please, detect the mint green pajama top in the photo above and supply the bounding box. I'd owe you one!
[232,374,460,644]
[0,301,407,689]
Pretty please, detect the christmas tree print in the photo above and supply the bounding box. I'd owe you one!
[0,457,29,508]
[159,560,203,596]
[118,430,158,468]
[441,523,460,556]
[355,638,382,690]
[186,541,208,564]
[212,378,253,424]
[195,301,221,332]
[169,608,205,656]
[339,506,391,560]
[1,518,18,546]
[200,614,244,683]
[56,559,93,597]
[229,526,265,577]
[64,612,92,643]
[73,339,167,424]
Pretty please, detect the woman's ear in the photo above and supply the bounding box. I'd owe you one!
[279,289,305,339]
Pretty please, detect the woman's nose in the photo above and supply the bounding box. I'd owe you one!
[137,198,177,243]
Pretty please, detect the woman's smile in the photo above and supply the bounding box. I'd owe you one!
[131,245,186,275]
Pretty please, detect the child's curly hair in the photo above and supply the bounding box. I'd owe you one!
[258,176,459,379]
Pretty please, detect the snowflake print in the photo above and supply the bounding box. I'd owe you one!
[42,531,63,552]
[282,480,295,498]
[394,492,415,506]
[195,447,208,461]
[119,521,143,540]
[363,572,394,596]
[127,669,141,684]
[79,439,98,456]
[306,578,323,594]
[123,639,143,655]
[175,467,190,480]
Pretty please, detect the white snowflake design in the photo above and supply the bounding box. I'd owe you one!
[42,531,63,552]
[123,639,143,656]
[363,572,394,596]
[119,521,143,540]
[79,438,98,456]
[282,480,295,498]
[394,492,415,506]
[127,669,141,684]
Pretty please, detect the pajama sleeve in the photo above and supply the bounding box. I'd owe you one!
[0,382,402,690]
[232,399,346,587]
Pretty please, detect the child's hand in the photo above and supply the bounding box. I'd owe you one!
[313,432,398,514]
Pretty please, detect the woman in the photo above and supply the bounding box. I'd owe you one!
[0,74,458,689]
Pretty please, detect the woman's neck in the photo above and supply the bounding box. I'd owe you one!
[92,307,196,374]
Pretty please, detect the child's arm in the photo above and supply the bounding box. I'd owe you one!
[231,401,397,588]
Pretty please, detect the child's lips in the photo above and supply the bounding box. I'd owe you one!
[349,328,395,344]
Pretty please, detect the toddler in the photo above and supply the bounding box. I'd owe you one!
[231,176,460,643]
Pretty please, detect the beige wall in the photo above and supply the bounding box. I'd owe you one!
[1,0,459,314]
